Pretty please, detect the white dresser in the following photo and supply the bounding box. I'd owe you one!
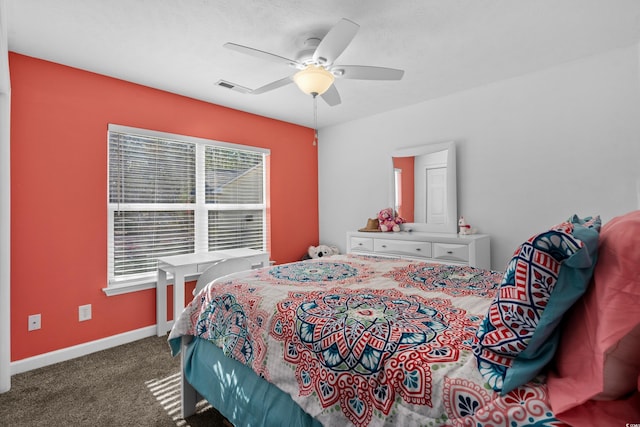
[346,231,491,269]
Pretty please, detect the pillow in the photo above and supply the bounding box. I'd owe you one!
[595,323,640,400]
[548,210,640,425]
[473,215,600,394]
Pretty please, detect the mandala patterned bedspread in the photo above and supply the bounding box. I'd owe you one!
[169,254,564,427]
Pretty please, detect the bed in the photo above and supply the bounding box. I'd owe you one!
[168,211,640,426]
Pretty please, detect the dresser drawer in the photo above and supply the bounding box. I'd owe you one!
[350,237,374,252]
[433,243,469,263]
[347,231,490,268]
[374,239,432,258]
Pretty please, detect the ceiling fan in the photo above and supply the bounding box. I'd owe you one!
[221,18,405,106]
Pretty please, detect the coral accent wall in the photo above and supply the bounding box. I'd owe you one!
[9,53,318,361]
[393,156,414,222]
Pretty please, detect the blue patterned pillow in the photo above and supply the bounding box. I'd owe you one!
[473,215,600,394]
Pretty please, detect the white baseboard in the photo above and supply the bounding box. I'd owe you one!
[10,324,171,375]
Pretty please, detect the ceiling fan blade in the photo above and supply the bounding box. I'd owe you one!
[313,18,359,65]
[224,42,299,67]
[320,84,341,106]
[251,76,294,94]
[334,65,404,80]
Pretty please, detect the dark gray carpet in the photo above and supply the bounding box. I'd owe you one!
[0,335,231,426]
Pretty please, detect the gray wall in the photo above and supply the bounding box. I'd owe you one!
[318,44,640,270]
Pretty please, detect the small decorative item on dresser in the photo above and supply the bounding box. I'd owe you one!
[458,216,476,235]
[358,218,381,232]
[377,208,406,232]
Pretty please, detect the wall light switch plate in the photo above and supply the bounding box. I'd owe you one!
[79,304,92,322]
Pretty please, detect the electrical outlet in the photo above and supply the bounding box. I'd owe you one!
[79,304,92,322]
[28,314,41,331]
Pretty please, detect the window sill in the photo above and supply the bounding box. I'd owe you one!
[102,278,157,296]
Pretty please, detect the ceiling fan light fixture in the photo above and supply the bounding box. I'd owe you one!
[293,65,335,96]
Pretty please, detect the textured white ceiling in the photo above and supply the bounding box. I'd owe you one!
[6,0,640,128]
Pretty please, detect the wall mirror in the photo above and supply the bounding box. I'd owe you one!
[391,141,457,233]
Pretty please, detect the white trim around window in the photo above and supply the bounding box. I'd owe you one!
[104,124,269,295]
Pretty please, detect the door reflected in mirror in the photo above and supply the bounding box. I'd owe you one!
[391,141,457,234]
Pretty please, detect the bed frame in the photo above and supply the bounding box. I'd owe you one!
[179,336,200,418]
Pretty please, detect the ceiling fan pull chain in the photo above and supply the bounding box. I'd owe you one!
[313,94,318,146]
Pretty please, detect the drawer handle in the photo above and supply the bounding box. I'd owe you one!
[381,244,387,248]
[446,250,453,254]
[415,248,421,251]
[358,243,363,246]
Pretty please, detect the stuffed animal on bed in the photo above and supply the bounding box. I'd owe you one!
[302,244,340,260]
[378,207,405,232]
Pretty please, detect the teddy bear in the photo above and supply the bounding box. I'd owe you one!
[377,207,405,232]
[302,244,340,260]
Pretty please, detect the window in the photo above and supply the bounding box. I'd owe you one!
[107,125,269,289]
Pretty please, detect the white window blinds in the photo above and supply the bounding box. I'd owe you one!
[205,146,265,249]
[107,125,268,284]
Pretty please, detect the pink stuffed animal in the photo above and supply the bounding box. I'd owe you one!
[377,208,405,232]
